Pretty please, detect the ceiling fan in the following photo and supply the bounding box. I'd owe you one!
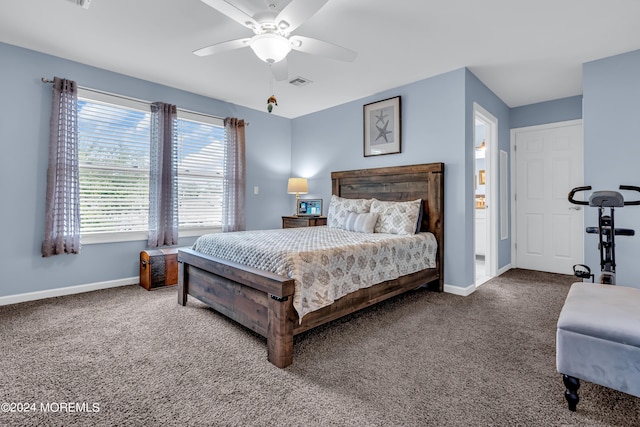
[194,0,357,81]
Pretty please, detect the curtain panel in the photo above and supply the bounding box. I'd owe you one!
[222,118,246,232]
[148,102,178,247]
[42,77,81,257]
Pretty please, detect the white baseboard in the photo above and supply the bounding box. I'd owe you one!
[497,264,512,276]
[444,283,476,297]
[0,276,138,307]
[443,265,512,297]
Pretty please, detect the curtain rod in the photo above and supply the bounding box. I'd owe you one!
[41,77,249,125]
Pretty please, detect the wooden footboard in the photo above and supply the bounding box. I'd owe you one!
[178,248,440,368]
[178,248,296,368]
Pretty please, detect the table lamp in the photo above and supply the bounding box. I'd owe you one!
[287,177,308,216]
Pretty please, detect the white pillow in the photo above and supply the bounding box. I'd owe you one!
[369,199,422,235]
[344,212,379,233]
[326,195,372,228]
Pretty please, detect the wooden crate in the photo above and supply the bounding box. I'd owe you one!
[140,248,178,290]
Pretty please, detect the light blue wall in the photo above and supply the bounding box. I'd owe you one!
[292,68,479,289]
[0,42,291,297]
[583,49,640,288]
[465,70,512,272]
[510,95,583,129]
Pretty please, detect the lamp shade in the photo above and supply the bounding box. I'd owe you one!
[287,178,308,194]
[249,33,292,64]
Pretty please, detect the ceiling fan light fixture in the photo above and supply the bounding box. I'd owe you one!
[249,33,292,63]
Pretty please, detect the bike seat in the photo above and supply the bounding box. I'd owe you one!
[589,190,624,207]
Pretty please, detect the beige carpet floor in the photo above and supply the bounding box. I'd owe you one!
[1,269,638,426]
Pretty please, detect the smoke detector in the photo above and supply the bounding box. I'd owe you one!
[288,76,312,87]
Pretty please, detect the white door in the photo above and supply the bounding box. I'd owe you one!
[513,121,583,274]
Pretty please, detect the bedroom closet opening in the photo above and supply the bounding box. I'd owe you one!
[474,104,497,286]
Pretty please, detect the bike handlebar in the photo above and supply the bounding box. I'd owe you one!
[568,185,640,206]
[568,186,591,205]
[620,185,640,205]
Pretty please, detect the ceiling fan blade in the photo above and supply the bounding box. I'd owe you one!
[200,0,259,29]
[193,38,250,56]
[270,58,288,81]
[290,35,357,62]
[275,0,328,33]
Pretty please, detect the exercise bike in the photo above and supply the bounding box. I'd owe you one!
[568,185,640,284]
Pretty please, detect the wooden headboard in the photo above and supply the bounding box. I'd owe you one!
[331,163,445,281]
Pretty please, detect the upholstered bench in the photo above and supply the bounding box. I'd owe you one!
[556,282,640,411]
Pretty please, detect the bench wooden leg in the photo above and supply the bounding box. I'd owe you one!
[563,374,580,411]
[178,261,188,306]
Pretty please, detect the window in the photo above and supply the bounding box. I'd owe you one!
[176,111,225,232]
[77,91,151,241]
[77,89,224,243]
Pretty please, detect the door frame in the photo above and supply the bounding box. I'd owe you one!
[510,119,584,269]
[473,103,498,284]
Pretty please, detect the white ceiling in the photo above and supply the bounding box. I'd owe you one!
[1,0,639,119]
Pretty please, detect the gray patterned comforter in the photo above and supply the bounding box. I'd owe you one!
[192,226,437,321]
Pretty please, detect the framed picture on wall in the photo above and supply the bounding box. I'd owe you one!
[363,96,401,156]
[479,169,486,185]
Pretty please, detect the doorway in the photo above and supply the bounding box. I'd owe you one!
[474,104,498,286]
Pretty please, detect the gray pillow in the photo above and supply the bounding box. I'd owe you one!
[344,212,378,233]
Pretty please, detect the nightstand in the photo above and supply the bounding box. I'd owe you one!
[282,216,327,228]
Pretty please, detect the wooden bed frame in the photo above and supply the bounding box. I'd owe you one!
[178,162,444,368]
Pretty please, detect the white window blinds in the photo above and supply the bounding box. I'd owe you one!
[177,111,225,231]
[77,93,151,236]
[77,89,225,242]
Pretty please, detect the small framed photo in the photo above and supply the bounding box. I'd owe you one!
[363,96,401,157]
[297,199,323,216]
